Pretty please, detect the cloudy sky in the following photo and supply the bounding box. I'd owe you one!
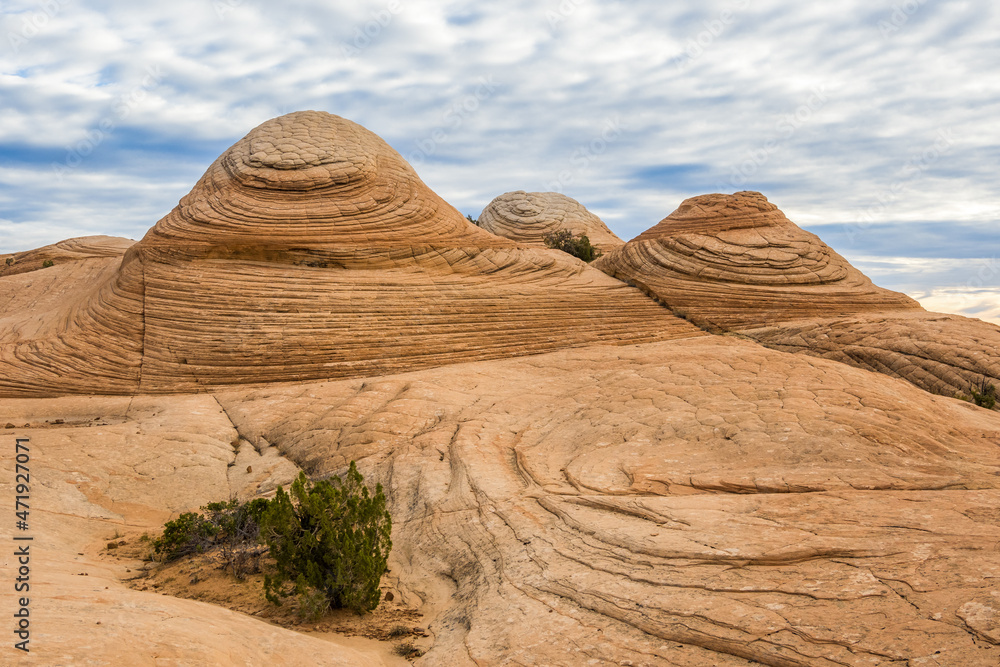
[1,0,998,322]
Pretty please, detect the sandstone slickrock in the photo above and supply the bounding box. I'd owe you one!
[0,112,701,397]
[477,191,625,252]
[217,338,999,665]
[595,191,1000,397]
[0,395,398,666]
[4,339,1000,665]
[0,235,134,278]
[3,113,1000,666]
[742,311,1000,399]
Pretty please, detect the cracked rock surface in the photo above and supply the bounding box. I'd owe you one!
[214,337,1000,666]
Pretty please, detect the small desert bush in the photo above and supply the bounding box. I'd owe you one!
[42,259,54,268]
[261,463,392,615]
[542,229,601,262]
[969,376,997,410]
[152,463,392,614]
[153,497,268,578]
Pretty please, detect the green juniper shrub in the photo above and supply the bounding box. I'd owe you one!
[969,375,998,410]
[542,229,601,262]
[4,257,13,266]
[465,214,478,225]
[153,512,218,561]
[260,463,392,615]
[42,259,54,268]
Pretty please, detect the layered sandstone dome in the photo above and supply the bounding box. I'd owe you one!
[594,191,1000,398]
[477,191,624,252]
[0,112,700,397]
[595,191,920,331]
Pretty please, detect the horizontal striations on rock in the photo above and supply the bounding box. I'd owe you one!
[0,112,702,397]
[743,311,1000,398]
[477,191,625,252]
[595,191,921,331]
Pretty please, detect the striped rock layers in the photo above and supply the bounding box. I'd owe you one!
[595,191,1000,397]
[477,191,624,253]
[594,191,920,331]
[0,112,701,397]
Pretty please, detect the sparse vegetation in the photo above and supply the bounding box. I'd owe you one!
[4,257,13,266]
[42,259,54,268]
[542,229,601,262]
[969,376,997,410]
[389,624,411,637]
[153,511,219,561]
[260,463,392,616]
[394,642,424,658]
[466,214,478,225]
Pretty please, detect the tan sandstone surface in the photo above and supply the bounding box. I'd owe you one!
[2,338,999,665]
[477,191,625,252]
[1,112,999,666]
[0,396,403,666]
[0,112,700,398]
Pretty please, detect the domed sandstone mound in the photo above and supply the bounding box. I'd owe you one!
[477,191,624,252]
[595,191,1000,398]
[0,235,135,278]
[595,191,920,331]
[0,112,701,397]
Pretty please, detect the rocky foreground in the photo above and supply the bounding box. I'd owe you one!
[1,111,998,666]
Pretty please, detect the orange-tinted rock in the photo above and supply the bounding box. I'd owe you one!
[0,112,701,397]
[595,191,920,331]
[477,191,624,252]
[743,311,1000,398]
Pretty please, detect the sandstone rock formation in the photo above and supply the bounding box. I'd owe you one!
[477,191,624,252]
[0,112,701,397]
[595,191,1000,398]
[595,191,921,331]
[213,339,1000,666]
[0,395,400,666]
[2,114,999,666]
[6,337,998,665]
[0,235,134,278]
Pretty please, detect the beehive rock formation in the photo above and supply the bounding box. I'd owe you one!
[477,191,624,252]
[0,112,702,397]
[3,113,1000,665]
[592,191,1000,397]
[595,191,920,331]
